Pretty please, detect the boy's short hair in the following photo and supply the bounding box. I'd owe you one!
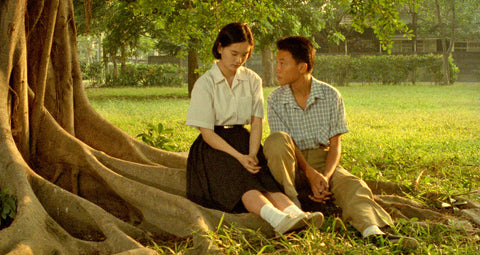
[276,36,315,73]
[212,22,254,59]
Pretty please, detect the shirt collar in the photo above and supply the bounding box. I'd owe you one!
[310,78,326,100]
[211,62,248,84]
[278,78,326,105]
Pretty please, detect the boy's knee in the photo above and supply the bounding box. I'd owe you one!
[264,132,293,152]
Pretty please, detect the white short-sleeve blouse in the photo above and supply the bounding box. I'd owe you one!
[186,62,264,130]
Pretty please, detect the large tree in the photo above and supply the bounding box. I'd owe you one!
[1,0,479,254]
[0,0,271,253]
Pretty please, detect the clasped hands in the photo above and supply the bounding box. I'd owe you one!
[237,155,333,204]
[238,154,261,174]
[306,168,332,204]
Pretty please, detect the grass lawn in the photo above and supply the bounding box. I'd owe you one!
[86,83,480,254]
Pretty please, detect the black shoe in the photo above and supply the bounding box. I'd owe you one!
[367,233,420,251]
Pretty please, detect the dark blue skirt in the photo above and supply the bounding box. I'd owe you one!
[187,125,282,213]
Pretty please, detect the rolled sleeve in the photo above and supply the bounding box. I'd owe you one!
[329,96,349,138]
[251,75,264,119]
[186,80,215,130]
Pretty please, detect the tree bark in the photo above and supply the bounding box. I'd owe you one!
[435,0,455,85]
[261,46,275,87]
[1,1,270,254]
[187,45,199,96]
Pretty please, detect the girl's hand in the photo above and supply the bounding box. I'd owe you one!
[237,154,261,174]
[248,154,259,165]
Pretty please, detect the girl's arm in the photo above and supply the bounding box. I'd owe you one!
[248,116,263,160]
[199,127,261,173]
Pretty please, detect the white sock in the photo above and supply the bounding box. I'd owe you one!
[290,196,302,209]
[362,225,385,238]
[260,203,288,228]
[283,204,305,217]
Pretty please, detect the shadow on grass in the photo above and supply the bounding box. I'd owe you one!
[87,94,190,101]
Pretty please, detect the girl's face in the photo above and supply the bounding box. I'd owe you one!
[217,41,252,76]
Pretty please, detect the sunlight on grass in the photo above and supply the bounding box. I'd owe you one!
[86,83,480,195]
[86,83,480,254]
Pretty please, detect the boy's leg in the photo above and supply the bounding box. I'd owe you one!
[303,148,393,233]
[263,132,299,202]
[329,167,393,232]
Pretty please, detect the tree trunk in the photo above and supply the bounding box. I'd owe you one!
[187,46,199,96]
[121,45,127,72]
[411,7,418,84]
[435,0,455,85]
[261,46,275,87]
[0,1,269,254]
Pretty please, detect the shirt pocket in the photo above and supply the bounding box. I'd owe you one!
[237,96,252,123]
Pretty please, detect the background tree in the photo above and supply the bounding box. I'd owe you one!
[132,0,413,91]
[415,0,480,84]
[133,0,279,94]
[73,0,109,66]
[251,0,331,87]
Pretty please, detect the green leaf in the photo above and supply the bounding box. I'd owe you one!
[157,123,164,133]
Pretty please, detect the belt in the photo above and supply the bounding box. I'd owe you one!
[215,125,242,129]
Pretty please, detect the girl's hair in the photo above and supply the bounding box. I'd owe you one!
[276,36,316,73]
[212,22,254,59]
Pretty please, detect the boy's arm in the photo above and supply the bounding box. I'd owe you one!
[294,142,333,204]
[324,134,341,180]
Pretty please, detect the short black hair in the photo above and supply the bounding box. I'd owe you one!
[276,36,315,73]
[212,22,254,59]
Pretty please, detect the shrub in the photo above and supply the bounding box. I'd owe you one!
[313,54,458,85]
[0,189,16,229]
[315,55,353,86]
[80,61,104,87]
[136,123,179,151]
[103,63,185,87]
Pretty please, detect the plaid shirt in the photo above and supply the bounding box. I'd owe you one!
[267,78,349,150]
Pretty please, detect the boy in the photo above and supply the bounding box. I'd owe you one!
[264,36,418,249]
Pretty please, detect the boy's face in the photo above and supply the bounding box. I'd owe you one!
[275,50,304,86]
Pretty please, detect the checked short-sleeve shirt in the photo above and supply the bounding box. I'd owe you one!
[267,78,349,150]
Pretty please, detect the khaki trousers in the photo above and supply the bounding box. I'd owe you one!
[264,132,393,232]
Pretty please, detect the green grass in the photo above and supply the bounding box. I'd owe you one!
[339,84,480,195]
[87,86,197,150]
[86,83,480,254]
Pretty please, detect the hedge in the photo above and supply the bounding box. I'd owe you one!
[313,54,459,86]
[80,62,185,87]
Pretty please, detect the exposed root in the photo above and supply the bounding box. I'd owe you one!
[20,105,270,253]
[73,82,187,169]
[29,172,158,252]
[375,195,448,222]
[365,180,411,196]
[92,150,186,197]
[50,164,63,183]
[70,166,79,195]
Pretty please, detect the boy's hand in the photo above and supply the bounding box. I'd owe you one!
[307,169,332,203]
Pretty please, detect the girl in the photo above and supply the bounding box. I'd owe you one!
[186,22,323,235]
